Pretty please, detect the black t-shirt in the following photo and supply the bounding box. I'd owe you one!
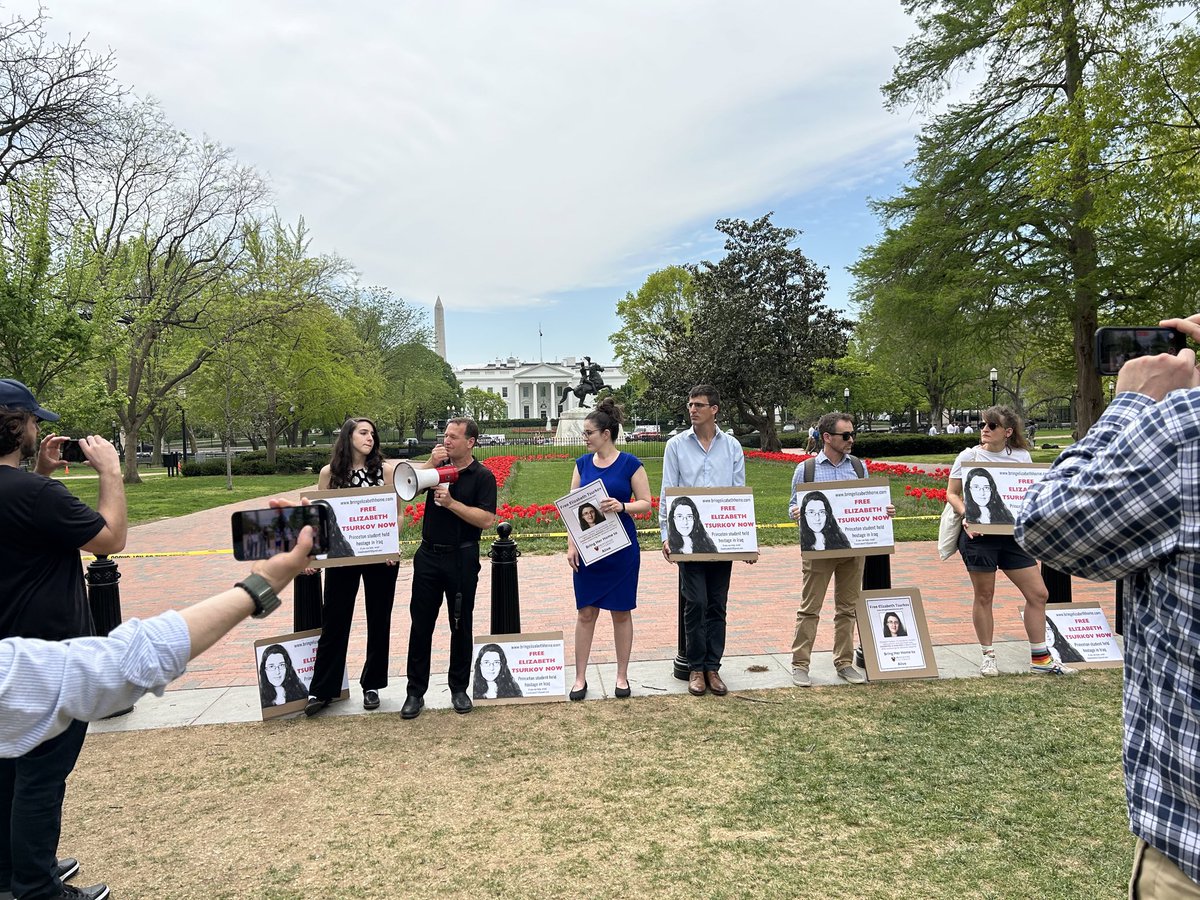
[421,458,497,545]
[0,466,106,640]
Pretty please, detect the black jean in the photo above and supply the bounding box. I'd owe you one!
[678,560,733,672]
[406,544,480,697]
[0,718,88,900]
[309,562,399,700]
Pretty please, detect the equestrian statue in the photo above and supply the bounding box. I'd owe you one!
[559,356,608,412]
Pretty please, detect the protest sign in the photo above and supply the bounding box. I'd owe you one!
[962,462,1050,535]
[253,629,348,720]
[662,487,758,561]
[471,632,567,704]
[792,477,894,559]
[554,479,631,567]
[856,588,939,681]
[1043,602,1122,669]
[304,486,401,566]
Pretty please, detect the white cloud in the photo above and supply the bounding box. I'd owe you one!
[32,1,919,317]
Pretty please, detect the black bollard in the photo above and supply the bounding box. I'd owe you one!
[293,571,324,632]
[1042,563,1072,603]
[87,554,132,717]
[87,554,123,636]
[673,570,689,680]
[488,522,521,634]
[862,554,891,591]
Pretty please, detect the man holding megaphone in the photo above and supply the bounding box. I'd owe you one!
[400,417,497,719]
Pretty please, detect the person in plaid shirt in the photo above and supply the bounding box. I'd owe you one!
[1017,314,1200,896]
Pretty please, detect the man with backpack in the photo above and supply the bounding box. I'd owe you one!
[788,411,893,687]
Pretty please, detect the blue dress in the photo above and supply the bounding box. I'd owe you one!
[572,451,642,611]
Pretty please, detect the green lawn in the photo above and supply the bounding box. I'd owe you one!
[67,670,1131,899]
[60,474,317,526]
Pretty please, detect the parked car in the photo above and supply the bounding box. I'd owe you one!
[629,425,661,441]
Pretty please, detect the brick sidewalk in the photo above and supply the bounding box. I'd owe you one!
[105,489,1117,691]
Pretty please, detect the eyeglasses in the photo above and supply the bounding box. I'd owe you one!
[581,429,599,437]
[827,430,857,440]
[982,421,1004,430]
[686,401,711,409]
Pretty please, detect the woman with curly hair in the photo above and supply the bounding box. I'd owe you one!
[472,644,524,699]
[666,495,718,555]
[258,644,308,707]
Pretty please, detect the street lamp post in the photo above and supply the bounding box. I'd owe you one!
[843,386,851,413]
[989,368,998,407]
[178,386,188,464]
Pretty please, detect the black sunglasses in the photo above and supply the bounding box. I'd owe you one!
[826,430,857,440]
[982,421,1005,430]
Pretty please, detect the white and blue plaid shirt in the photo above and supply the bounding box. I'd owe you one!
[1017,390,1200,884]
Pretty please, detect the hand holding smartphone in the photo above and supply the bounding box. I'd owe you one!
[59,439,87,463]
[1095,327,1187,376]
[232,502,331,561]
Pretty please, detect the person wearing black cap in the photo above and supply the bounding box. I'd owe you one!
[0,378,126,900]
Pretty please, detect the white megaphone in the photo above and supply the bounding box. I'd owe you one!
[395,461,459,501]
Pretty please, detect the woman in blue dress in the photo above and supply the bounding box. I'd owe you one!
[566,397,652,700]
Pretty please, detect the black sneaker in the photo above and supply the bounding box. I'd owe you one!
[304,696,331,717]
[55,858,80,882]
[363,689,380,710]
[57,884,109,900]
[854,646,866,669]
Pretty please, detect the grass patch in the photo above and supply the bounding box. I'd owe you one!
[59,474,317,526]
[64,671,1130,899]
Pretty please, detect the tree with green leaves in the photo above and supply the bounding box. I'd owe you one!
[645,214,850,451]
[610,265,697,396]
[879,0,1200,434]
[463,387,507,422]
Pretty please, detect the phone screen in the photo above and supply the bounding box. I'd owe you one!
[231,505,329,561]
[1095,327,1186,376]
[60,440,87,463]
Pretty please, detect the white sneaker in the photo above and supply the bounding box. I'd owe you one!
[792,667,811,687]
[1031,661,1077,676]
[980,655,999,677]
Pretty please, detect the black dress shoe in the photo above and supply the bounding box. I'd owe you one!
[614,683,631,699]
[569,681,587,701]
[304,696,331,717]
[451,691,473,714]
[55,857,80,882]
[363,689,380,710]
[400,695,423,719]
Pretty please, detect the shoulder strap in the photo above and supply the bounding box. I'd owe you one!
[849,455,866,479]
[803,457,815,483]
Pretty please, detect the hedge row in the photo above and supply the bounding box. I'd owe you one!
[736,431,978,457]
[181,443,439,477]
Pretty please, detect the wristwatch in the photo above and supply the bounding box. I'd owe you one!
[235,573,281,619]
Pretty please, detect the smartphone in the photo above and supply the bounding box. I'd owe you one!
[231,503,330,561]
[60,439,87,463]
[1095,326,1187,376]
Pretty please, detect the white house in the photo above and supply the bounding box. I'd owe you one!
[455,356,628,420]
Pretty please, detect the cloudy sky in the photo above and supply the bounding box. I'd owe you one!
[34,1,922,368]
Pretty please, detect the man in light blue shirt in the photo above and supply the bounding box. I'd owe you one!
[660,385,750,697]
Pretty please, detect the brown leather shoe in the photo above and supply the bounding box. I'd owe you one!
[706,671,729,696]
[688,671,707,696]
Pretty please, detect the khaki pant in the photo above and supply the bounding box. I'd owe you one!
[1130,839,1200,898]
[791,555,865,670]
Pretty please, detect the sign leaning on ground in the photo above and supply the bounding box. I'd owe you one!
[856,588,940,682]
[254,629,349,720]
[303,486,401,567]
[1043,602,1123,669]
[471,632,567,704]
[661,486,758,561]
[961,462,1051,536]
[791,477,895,560]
